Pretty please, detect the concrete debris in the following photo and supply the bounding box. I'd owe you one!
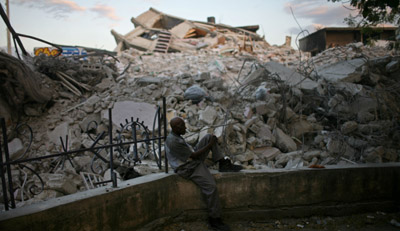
[48,122,70,145]
[199,106,218,125]
[111,8,267,54]
[1,36,400,209]
[303,42,395,68]
[104,101,158,131]
[264,61,318,91]
[317,58,366,83]
[274,127,297,153]
[7,138,24,161]
[36,173,78,195]
[341,121,358,134]
[254,147,281,162]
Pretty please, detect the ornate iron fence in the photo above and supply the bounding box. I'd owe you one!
[0,98,167,211]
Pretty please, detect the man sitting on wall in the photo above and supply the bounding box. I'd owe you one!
[165,117,242,231]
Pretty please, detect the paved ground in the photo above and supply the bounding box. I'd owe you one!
[157,211,400,231]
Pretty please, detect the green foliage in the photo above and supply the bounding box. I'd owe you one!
[328,0,400,26]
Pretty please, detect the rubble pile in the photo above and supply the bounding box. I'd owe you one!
[111,8,266,54]
[1,41,399,209]
[300,42,398,74]
[115,45,302,86]
[33,51,119,98]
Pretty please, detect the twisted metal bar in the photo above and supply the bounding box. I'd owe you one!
[116,118,151,165]
[0,138,10,210]
[152,106,162,169]
[1,118,16,209]
[18,164,44,196]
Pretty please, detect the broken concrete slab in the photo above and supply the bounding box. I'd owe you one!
[35,189,64,201]
[341,121,358,134]
[8,138,24,161]
[362,146,384,163]
[288,118,316,138]
[254,102,268,116]
[95,78,115,92]
[48,122,70,145]
[194,72,211,82]
[326,137,356,159]
[235,151,256,162]
[253,146,281,162]
[285,157,303,169]
[263,61,318,91]
[79,113,101,132]
[382,149,399,162]
[39,173,78,195]
[303,150,321,162]
[274,127,297,153]
[246,136,258,147]
[349,95,378,114]
[317,58,366,83]
[103,101,158,131]
[82,95,101,114]
[256,124,275,145]
[334,82,364,96]
[199,106,218,125]
[85,95,101,106]
[241,68,269,86]
[274,153,290,167]
[136,77,163,86]
[357,111,375,123]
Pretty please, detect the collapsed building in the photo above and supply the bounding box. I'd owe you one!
[111,7,269,54]
[0,8,400,210]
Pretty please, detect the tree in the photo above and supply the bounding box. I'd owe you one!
[329,0,400,26]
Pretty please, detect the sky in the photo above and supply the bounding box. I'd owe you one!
[0,0,357,53]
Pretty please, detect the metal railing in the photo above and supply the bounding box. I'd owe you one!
[0,97,167,211]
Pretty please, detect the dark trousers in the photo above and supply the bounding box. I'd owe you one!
[175,134,224,218]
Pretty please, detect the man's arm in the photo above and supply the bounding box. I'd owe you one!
[190,135,217,159]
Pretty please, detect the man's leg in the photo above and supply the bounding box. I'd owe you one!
[190,162,221,218]
[195,134,243,172]
[195,134,224,162]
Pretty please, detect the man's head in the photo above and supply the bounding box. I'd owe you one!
[170,117,186,135]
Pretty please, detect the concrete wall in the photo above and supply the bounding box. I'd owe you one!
[0,163,399,231]
[299,30,326,54]
[326,31,360,48]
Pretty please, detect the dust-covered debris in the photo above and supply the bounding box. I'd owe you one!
[1,39,399,209]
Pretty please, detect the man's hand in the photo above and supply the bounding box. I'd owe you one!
[209,135,217,146]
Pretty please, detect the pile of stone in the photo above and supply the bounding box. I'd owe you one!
[298,42,398,77]
[1,42,399,209]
